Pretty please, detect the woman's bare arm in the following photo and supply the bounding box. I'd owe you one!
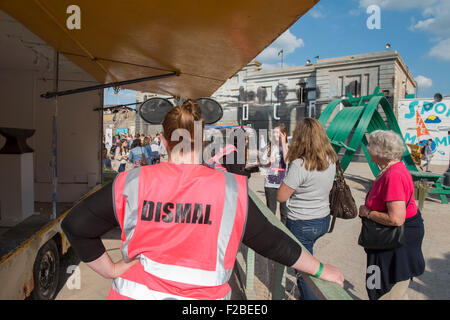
[359,201,406,226]
[86,252,139,279]
[277,182,295,203]
[290,248,344,287]
[280,133,289,163]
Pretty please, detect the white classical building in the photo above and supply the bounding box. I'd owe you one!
[210,50,416,135]
[135,50,417,136]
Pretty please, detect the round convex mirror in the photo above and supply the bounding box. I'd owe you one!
[434,93,443,103]
[139,98,174,124]
[197,98,223,125]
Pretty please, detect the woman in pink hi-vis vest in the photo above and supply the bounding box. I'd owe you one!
[62,100,344,300]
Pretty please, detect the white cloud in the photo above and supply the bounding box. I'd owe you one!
[428,38,450,61]
[261,62,294,71]
[415,75,433,88]
[360,0,450,37]
[359,0,438,10]
[257,47,281,62]
[256,29,304,63]
[411,2,450,38]
[309,8,326,19]
[360,0,450,60]
[413,18,435,30]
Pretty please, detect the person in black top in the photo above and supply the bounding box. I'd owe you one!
[61,100,344,298]
[63,182,301,267]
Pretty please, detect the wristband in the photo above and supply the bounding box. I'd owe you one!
[313,262,324,278]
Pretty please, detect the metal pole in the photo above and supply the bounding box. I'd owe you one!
[93,101,141,111]
[445,136,450,186]
[41,72,178,99]
[100,89,104,186]
[51,50,59,220]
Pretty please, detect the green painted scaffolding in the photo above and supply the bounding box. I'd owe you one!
[318,87,449,204]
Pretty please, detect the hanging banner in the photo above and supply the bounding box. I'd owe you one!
[105,128,113,148]
[398,99,450,165]
[116,128,129,136]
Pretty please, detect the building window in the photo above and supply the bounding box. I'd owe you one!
[345,79,361,97]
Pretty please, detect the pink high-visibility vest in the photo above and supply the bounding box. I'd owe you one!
[108,163,248,300]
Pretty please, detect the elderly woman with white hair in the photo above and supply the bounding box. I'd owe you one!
[359,130,425,300]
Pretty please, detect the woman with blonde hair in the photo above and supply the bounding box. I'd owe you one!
[61,103,343,300]
[278,117,338,300]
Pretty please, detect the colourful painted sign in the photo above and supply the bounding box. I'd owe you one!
[403,100,450,119]
[398,99,450,165]
[116,128,129,135]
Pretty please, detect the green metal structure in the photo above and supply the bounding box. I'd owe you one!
[318,87,416,175]
[318,87,449,204]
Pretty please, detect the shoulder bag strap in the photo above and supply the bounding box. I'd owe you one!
[406,191,413,208]
[328,160,342,233]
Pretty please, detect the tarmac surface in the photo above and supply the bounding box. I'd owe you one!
[55,161,450,300]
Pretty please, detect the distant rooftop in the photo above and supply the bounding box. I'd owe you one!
[249,50,416,86]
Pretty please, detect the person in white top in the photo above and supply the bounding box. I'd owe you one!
[112,140,130,173]
[260,125,289,224]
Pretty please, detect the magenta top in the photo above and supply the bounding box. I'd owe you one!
[365,162,418,219]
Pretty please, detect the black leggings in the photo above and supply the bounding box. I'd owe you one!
[264,187,287,225]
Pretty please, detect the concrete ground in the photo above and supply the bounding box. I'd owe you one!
[55,161,449,300]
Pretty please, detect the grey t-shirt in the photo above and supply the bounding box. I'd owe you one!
[283,159,336,221]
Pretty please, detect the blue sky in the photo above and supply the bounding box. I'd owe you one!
[104,87,136,106]
[256,0,450,98]
[104,0,449,103]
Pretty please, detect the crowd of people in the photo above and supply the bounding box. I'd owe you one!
[64,99,424,301]
[103,132,167,172]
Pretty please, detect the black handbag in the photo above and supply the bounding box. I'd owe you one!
[328,160,358,233]
[358,192,413,250]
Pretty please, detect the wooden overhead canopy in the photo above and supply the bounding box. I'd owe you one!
[0,0,318,98]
